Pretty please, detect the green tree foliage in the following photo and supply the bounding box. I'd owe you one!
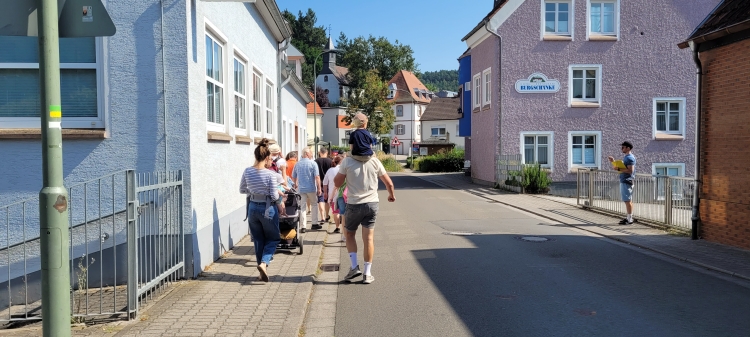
[344,70,395,136]
[336,33,419,89]
[420,70,459,92]
[282,9,328,88]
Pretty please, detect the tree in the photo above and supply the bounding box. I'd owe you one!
[344,70,395,136]
[315,86,330,108]
[420,70,459,92]
[336,33,419,89]
[282,9,328,88]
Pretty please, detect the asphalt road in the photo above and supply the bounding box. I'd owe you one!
[334,174,750,337]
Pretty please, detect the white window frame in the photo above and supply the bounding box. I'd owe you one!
[396,105,403,117]
[395,124,405,135]
[482,68,492,107]
[251,67,263,135]
[586,0,620,40]
[473,73,481,110]
[520,132,554,169]
[265,80,274,137]
[541,0,574,40]
[232,48,249,135]
[0,38,106,129]
[431,125,447,137]
[652,163,686,200]
[568,131,602,171]
[205,21,228,132]
[568,65,602,107]
[652,163,685,177]
[652,97,686,139]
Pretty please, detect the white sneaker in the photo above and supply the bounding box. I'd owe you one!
[363,274,375,284]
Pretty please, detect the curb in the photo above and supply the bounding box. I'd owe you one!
[417,175,750,283]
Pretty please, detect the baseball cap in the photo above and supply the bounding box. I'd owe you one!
[620,141,633,149]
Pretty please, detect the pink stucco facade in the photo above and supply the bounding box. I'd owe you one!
[468,0,720,184]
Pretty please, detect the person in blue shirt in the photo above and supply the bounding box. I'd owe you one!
[608,141,636,224]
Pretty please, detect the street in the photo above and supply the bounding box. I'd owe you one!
[334,174,750,337]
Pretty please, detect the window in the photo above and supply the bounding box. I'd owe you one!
[418,105,422,117]
[396,124,405,135]
[324,75,328,82]
[588,0,618,39]
[233,57,247,130]
[654,164,684,177]
[265,82,273,134]
[396,105,403,117]
[0,37,102,128]
[431,126,446,137]
[288,60,297,73]
[252,71,262,132]
[653,98,686,138]
[569,65,602,107]
[568,131,601,169]
[482,68,491,106]
[416,124,420,136]
[521,132,553,167]
[543,1,572,38]
[206,33,224,125]
[653,163,685,200]
[473,73,481,109]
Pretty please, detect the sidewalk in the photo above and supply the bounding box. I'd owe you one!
[3,214,335,337]
[417,172,750,282]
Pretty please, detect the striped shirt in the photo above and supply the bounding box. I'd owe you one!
[292,158,319,193]
[239,167,279,202]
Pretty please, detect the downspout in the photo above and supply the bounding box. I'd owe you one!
[277,38,291,149]
[689,41,703,240]
[486,21,502,182]
[161,0,169,171]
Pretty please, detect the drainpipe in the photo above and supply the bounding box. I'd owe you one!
[161,0,169,171]
[689,41,702,240]
[486,21,502,181]
[277,38,291,149]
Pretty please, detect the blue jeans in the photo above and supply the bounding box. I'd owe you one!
[248,201,280,265]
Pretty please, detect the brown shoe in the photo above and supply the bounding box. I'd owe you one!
[257,263,269,282]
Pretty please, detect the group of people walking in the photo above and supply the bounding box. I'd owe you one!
[239,113,396,284]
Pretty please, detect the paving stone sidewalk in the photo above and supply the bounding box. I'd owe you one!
[1,214,334,337]
[416,172,750,282]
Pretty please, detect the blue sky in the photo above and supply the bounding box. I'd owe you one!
[279,0,492,72]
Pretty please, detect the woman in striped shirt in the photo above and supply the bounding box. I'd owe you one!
[240,139,287,282]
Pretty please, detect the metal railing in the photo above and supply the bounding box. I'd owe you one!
[0,170,184,324]
[577,169,694,231]
[496,154,524,193]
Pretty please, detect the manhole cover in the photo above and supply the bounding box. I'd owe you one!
[519,236,550,242]
[319,264,340,272]
[443,231,481,236]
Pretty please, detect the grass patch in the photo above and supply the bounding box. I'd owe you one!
[376,151,403,172]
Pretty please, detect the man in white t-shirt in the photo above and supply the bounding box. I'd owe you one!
[333,157,395,284]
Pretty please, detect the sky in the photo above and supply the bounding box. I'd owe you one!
[278,0,493,72]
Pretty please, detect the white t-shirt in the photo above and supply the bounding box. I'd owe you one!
[272,156,287,174]
[337,157,386,204]
[322,166,340,202]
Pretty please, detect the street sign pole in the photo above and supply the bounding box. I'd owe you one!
[37,0,71,336]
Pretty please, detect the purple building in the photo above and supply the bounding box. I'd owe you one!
[461,0,720,194]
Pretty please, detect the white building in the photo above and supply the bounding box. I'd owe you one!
[315,37,351,105]
[419,96,465,150]
[387,70,435,155]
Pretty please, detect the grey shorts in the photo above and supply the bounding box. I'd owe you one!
[344,203,379,231]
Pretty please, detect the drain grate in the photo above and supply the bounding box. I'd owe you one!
[443,231,481,236]
[517,236,550,242]
[319,264,340,272]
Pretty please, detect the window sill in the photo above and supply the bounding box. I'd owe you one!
[472,108,481,113]
[543,35,572,41]
[654,134,684,141]
[588,35,618,41]
[0,129,106,140]
[253,137,277,145]
[482,105,491,111]
[570,101,601,108]
[207,131,232,142]
[235,135,254,144]
[569,166,598,173]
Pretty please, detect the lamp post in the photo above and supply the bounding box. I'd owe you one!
[393,88,417,158]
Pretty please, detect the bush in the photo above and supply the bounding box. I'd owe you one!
[376,151,403,172]
[405,155,419,169]
[413,149,464,173]
[519,163,552,194]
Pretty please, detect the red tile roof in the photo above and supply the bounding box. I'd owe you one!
[306,92,323,114]
[387,70,432,104]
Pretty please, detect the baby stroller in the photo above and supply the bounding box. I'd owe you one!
[277,187,304,254]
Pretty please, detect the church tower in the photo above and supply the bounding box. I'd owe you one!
[321,36,336,74]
